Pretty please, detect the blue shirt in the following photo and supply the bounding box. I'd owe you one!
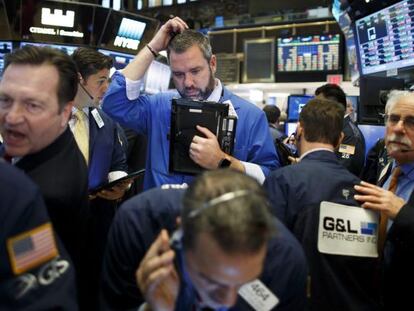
[383,161,414,201]
[102,72,279,190]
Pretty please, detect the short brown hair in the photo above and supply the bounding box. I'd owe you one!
[299,98,344,146]
[5,45,78,112]
[167,29,212,63]
[182,169,275,254]
[71,47,113,80]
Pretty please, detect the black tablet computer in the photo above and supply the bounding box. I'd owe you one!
[169,98,230,175]
[89,169,145,195]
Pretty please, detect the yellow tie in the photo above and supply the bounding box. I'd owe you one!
[73,110,89,165]
[378,166,401,253]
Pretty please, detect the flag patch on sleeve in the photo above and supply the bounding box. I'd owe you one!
[7,223,58,275]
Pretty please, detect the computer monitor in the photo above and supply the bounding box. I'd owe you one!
[20,0,95,45]
[19,42,78,55]
[243,38,275,83]
[358,75,405,124]
[358,124,386,157]
[99,10,155,54]
[287,95,314,122]
[0,41,12,75]
[98,48,135,70]
[285,122,298,137]
[276,34,343,82]
[332,2,360,83]
[354,0,414,76]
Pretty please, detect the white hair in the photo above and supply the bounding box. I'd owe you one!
[385,90,414,114]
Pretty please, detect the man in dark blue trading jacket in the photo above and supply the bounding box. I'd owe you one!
[100,169,307,311]
[315,83,366,177]
[264,98,381,311]
[0,161,78,310]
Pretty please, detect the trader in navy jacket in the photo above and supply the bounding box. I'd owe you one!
[0,162,78,310]
[100,169,307,311]
[70,48,129,310]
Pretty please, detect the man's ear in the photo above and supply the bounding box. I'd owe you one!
[61,101,73,126]
[296,122,303,140]
[335,131,345,149]
[176,216,181,227]
[78,73,85,85]
[209,54,217,75]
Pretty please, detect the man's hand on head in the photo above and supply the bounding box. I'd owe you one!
[148,17,188,54]
[136,229,179,311]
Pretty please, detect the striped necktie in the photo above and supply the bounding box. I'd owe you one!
[377,166,401,253]
[73,110,89,165]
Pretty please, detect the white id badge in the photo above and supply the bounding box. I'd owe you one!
[239,279,279,311]
[91,108,104,128]
[318,201,379,257]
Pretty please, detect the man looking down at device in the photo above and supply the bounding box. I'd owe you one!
[102,17,279,190]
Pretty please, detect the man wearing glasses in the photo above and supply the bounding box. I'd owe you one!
[355,90,414,310]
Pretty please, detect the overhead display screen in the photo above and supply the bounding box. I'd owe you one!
[277,34,341,72]
[276,34,343,82]
[355,0,414,75]
[99,10,156,54]
[21,0,96,45]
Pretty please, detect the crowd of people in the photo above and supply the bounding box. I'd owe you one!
[1,16,414,311]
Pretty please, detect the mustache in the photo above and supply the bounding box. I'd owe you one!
[387,133,412,146]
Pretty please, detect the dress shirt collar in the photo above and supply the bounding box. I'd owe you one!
[299,148,334,161]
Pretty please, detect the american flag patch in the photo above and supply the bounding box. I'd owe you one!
[7,223,58,275]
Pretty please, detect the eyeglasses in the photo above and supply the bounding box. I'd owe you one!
[385,114,414,131]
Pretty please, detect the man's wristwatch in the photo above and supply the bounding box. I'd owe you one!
[218,156,231,168]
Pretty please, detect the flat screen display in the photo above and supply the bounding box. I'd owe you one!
[21,0,95,45]
[99,10,155,54]
[332,1,360,83]
[285,122,298,137]
[355,0,414,75]
[243,38,275,83]
[287,95,314,121]
[98,48,135,70]
[276,34,343,82]
[20,42,78,55]
[0,40,12,75]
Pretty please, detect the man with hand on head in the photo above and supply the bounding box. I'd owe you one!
[102,17,279,190]
[100,170,307,311]
[354,90,414,310]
